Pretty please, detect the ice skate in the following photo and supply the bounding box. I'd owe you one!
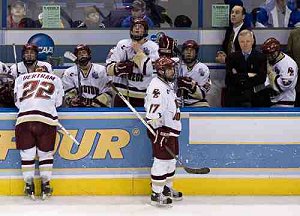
[24,181,35,200]
[163,186,183,201]
[150,191,172,207]
[41,181,53,200]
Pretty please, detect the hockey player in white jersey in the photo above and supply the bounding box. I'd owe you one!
[106,18,159,107]
[262,37,298,107]
[177,40,211,107]
[14,66,64,200]
[145,57,182,207]
[10,43,52,78]
[62,44,112,107]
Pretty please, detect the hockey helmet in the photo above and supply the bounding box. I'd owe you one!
[22,43,38,65]
[182,40,199,63]
[155,57,176,82]
[74,44,92,66]
[130,18,149,41]
[261,37,280,54]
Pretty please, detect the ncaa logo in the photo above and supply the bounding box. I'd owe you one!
[27,33,55,61]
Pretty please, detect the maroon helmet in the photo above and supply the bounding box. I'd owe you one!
[22,43,38,55]
[74,44,91,57]
[155,57,176,82]
[261,37,280,54]
[130,18,149,41]
[158,35,177,58]
[182,40,199,63]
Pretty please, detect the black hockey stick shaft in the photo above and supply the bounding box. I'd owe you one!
[109,82,210,174]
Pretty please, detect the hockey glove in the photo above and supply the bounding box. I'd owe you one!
[177,76,197,93]
[0,82,14,106]
[69,96,91,107]
[115,60,134,77]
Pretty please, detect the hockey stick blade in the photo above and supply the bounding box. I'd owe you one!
[165,146,210,174]
[64,51,77,62]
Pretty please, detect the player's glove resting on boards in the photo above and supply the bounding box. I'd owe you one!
[115,60,135,77]
[177,76,197,93]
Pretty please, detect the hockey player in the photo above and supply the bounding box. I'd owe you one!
[144,57,182,207]
[10,43,53,78]
[262,37,298,107]
[14,66,64,200]
[62,44,112,107]
[177,40,211,107]
[106,18,159,107]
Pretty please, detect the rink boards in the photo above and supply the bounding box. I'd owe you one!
[1,108,300,195]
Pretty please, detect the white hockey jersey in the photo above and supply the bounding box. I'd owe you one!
[145,77,181,132]
[106,39,159,99]
[10,61,53,79]
[268,53,298,106]
[179,61,211,106]
[62,63,111,99]
[14,72,64,126]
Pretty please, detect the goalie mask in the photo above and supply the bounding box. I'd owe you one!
[130,18,148,41]
[182,40,199,64]
[261,37,281,64]
[155,57,176,82]
[74,44,92,66]
[22,43,38,66]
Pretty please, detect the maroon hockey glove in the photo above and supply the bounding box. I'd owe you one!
[177,76,197,93]
[70,96,91,107]
[158,35,177,58]
[115,60,134,77]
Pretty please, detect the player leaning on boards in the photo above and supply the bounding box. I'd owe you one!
[10,43,53,78]
[144,57,182,207]
[106,18,159,107]
[62,44,112,107]
[14,66,64,200]
[261,37,298,107]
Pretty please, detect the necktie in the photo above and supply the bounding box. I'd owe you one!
[227,30,235,54]
[244,53,249,61]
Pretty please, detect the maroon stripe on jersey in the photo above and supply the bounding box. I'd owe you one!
[39,159,54,165]
[274,75,283,92]
[21,160,35,165]
[18,110,58,120]
[114,82,147,92]
[143,58,150,75]
[151,174,168,181]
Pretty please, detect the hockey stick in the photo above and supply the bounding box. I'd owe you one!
[12,43,19,76]
[109,82,210,174]
[63,51,82,96]
[57,122,81,146]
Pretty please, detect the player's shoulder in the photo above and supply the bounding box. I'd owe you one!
[144,40,159,50]
[117,39,131,48]
[92,63,106,71]
[63,65,77,75]
[195,61,209,72]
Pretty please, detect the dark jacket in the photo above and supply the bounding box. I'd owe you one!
[225,49,270,107]
[222,22,248,55]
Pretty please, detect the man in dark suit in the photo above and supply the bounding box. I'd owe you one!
[216,5,248,64]
[224,30,270,107]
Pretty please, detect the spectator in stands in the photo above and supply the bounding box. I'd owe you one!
[224,0,252,28]
[121,0,154,28]
[287,25,300,106]
[74,6,105,29]
[216,5,248,64]
[225,30,270,107]
[7,1,35,28]
[174,15,192,27]
[145,0,172,27]
[288,0,300,27]
[256,0,294,28]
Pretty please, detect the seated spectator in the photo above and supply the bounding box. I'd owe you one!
[73,6,105,29]
[174,15,192,27]
[145,0,172,27]
[102,1,131,27]
[256,0,294,28]
[7,1,35,28]
[121,0,154,28]
[288,0,300,27]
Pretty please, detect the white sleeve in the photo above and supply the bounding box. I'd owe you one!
[10,64,18,79]
[275,65,298,92]
[145,84,165,128]
[197,65,211,94]
[61,69,76,92]
[14,77,20,108]
[55,78,64,107]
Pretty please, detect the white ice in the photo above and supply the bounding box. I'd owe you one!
[0,196,300,216]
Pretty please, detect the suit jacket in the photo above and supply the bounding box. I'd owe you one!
[222,22,248,55]
[225,49,270,107]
